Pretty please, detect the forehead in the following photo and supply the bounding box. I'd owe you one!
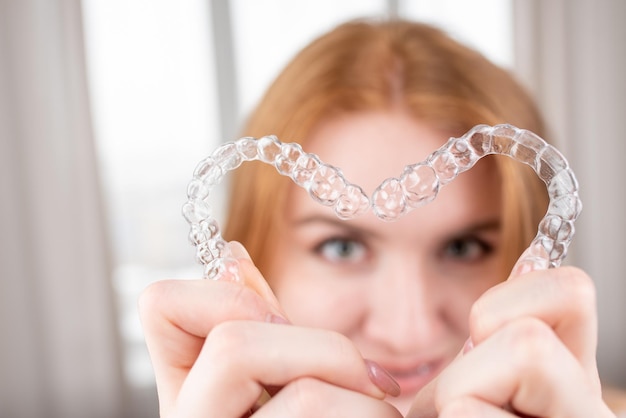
[286,110,501,234]
[305,110,454,195]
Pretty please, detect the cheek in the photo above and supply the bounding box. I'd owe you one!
[441,290,475,334]
[438,274,504,333]
[272,267,367,332]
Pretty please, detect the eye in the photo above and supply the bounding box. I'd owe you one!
[315,237,367,264]
[442,237,493,262]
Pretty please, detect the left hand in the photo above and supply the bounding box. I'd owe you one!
[407,265,616,417]
[139,242,402,418]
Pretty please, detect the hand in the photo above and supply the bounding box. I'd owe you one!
[407,264,616,417]
[139,242,401,418]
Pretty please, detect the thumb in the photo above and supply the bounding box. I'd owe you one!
[228,241,290,320]
[405,378,438,418]
[508,241,550,279]
[405,345,468,418]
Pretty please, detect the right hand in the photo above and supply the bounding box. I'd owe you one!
[138,242,402,418]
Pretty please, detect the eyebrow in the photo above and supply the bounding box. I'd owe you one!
[291,215,501,239]
[446,219,501,238]
[290,215,382,240]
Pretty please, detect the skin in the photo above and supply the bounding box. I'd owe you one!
[139,109,614,417]
[268,109,504,413]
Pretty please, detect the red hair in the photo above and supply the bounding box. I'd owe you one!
[224,19,548,277]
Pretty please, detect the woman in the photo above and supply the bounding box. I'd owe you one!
[139,19,617,417]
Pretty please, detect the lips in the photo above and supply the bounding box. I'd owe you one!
[385,358,445,395]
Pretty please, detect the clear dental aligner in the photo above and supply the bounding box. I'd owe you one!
[183,124,582,280]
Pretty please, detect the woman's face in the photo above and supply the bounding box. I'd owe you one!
[267,109,504,413]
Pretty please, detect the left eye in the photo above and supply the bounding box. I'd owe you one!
[443,237,492,262]
[315,238,367,264]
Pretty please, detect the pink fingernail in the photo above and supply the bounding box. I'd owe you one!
[229,241,252,261]
[511,260,534,277]
[364,359,401,397]
[266,313,291,325]
[463,337,474,354]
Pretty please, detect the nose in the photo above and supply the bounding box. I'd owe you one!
[363,254,446,353]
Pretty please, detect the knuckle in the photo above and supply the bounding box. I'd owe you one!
[204,321,249,365]
[506,317,558,368]
[467,289,496,338]
[323,330,361,363]
[440,397,484,418]
[137,279,177,319]
[282,378,328,414]
[555,266,597,314]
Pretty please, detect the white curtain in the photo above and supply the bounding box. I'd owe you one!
[1,2,624,417]
[513,0,626,387]
[0,0,128,417]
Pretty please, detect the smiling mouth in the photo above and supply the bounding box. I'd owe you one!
[392,363,432,378]
[388,361,442,394]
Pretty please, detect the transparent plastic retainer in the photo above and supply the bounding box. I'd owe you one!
[183,124,582,281]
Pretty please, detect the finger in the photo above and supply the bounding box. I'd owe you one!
[253,377,403,418]
[138,278,284,413]
[436,317,610,418]
[178,320,398,417]
[229,241,289,318]
[469,266,599,382]
[406,349,464,418]
[509,241,550,277]
[406,350,519,418]
[439,396,517,418]
[406,377,438,418]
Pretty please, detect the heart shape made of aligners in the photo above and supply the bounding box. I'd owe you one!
[183,124,582,280]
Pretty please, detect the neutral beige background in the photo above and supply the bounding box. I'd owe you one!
[513,0,626,387]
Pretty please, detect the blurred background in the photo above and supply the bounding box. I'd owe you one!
[1,0,624,417]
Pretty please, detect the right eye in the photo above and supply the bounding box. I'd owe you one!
[314,237,368,265]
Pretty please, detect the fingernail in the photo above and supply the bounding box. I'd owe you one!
[463,337,474,354]
[229,241,252,261]
[364,359,400,397]
[509,245,549,279]
[511,260,535,277]
[266,313,291,325]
